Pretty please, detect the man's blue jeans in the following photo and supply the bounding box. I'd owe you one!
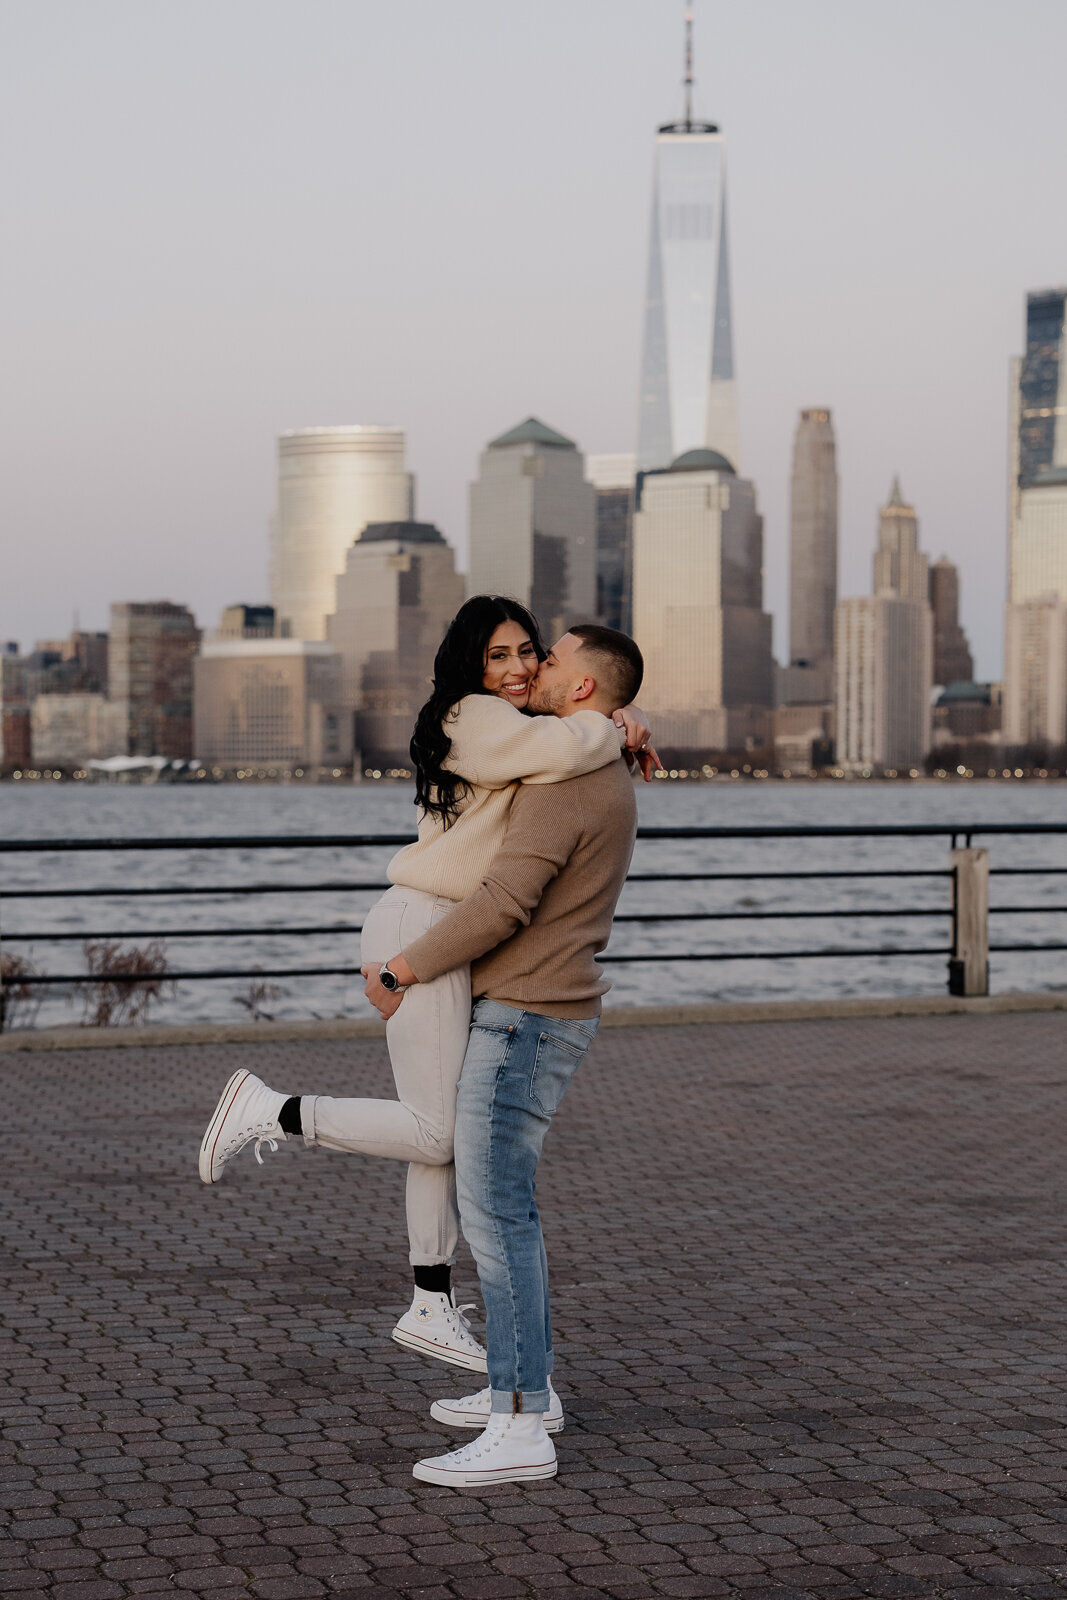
[454,998,599,1415]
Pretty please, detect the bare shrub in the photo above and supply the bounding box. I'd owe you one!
[233,976,287,1023]
[0,951,48,1032]
[81,940,176,1028]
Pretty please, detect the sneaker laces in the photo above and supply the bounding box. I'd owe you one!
[446,1302,482,1347]
[252,1134,279,1165]
[444,1422,509,1465]
[220,1123,280,1164]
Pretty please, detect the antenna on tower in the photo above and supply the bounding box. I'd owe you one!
[683,3,694,128]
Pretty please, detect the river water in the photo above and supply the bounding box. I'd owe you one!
[1,780,1065,1030]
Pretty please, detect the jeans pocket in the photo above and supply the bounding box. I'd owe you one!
[528,1032,587,1117]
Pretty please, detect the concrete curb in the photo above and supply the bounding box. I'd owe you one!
[2,990,1065,1053]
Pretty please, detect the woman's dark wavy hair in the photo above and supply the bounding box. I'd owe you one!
[410,595,546,826]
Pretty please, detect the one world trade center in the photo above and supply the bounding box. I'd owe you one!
[637,7,738,473]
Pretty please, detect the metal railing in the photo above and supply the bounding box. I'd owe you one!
[1,823,1066,1026]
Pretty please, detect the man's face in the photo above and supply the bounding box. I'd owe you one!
[528,633,589,715]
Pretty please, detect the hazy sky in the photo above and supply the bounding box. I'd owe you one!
[3,0,1065,678]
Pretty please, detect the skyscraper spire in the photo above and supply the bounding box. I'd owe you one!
[683,4,694,129]
[638,2,735,472]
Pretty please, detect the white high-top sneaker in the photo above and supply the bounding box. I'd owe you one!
[199,1071,289,1184]
[392,1290,488,1373]
[413,1411,557,1486]
[431,1381,563,1434]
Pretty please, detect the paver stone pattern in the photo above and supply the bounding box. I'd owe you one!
[3,1012,1067,1598]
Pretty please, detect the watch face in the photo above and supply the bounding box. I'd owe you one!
[380,967,398,990]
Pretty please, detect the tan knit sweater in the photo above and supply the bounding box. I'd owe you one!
[387,694,624,902]
[403,761,638,1019]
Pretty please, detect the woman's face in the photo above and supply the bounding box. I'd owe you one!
[482,619,539,708]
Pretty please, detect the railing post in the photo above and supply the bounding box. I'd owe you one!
[948,846,989,996]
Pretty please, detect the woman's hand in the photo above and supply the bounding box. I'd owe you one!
[623,744,665,782]
[614,705,663,782]
[361,962,404,1020]
[613,703,651,752]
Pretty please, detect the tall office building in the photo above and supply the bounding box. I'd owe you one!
[1003,597,1067,748]
[109,602,199,759]
[874,477,928,602]
[1014,287,1067,496]
[468,418,596,638]
[631,449,773,751]
[637,8,738,473]
[1005,289,1067,734]
[834,479,933,770]
[928,558,974,687]
[271,426,414,642]
[587,453,635,631]
[194,637,350,768]
[835,595,932,770]
[1011,467,1067,603]
[326,521,464,766]
[786,408,838,701]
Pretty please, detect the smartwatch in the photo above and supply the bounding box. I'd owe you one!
[378,963,403,993]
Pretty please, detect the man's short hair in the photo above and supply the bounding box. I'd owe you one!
[569,624,643,705]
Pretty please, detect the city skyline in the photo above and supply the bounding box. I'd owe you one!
[3,0,1067,676]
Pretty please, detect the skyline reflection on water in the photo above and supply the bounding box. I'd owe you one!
[2,779,1066,1030]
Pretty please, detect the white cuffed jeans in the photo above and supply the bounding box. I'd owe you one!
[300,885,471,1265]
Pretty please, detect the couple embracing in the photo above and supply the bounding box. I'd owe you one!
[199,595,658,1486]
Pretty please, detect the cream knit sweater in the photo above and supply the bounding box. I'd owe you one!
[387,694,624,902]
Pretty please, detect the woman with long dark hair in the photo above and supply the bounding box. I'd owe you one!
[199,595,649,1373]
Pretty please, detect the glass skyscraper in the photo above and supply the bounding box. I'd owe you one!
[1017,288,1067,488]
[636,66,737,473]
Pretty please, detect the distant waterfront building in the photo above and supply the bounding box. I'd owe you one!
[773,703,834,773]
[31,694,124,768]
[631,448,773,752]
[834,594,932,771]
[785,408,838,704]
[586,453,635,631]
[271,426,414,642]
[874,477,928,602]
[931,681,1001,748]
[219,604,276,639]
[468,418,596,639]
[109,602,200,759]
[26,631,109,697]
[193,638,350,769]
[326,521,464,766]
[1003,597,1067,748]
[0,649,30,770]
[928,558,974,686]
[637,11,738,473]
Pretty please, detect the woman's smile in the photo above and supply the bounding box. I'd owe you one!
[482,619,539,704]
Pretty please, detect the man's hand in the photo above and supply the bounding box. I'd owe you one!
[361,962,405,1020]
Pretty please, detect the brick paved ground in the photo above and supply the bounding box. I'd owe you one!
[3,1013,1067,1600]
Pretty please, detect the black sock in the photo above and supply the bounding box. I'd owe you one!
[278,1096,303,1136]
[413,1263,452,1295]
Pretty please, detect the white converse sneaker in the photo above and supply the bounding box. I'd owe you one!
[413,1411,557,1486]
[199,1071,289,1184]
[392,1290,488,1373]
[430,1382,563,1435]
